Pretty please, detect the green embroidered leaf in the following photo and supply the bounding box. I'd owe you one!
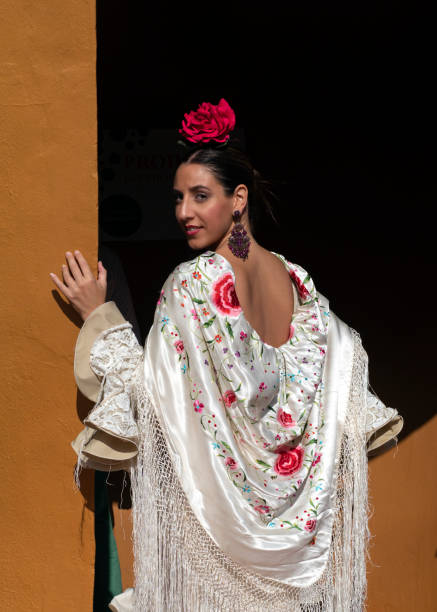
[235,382,241,392]
[203,315,216,328]
[256,460,271,469]
[221,374,233,383]
[192,298,205,304]
[293,523,303,531]
[306,438,317,445]
[221,440,233,453]
[225,319,234,339]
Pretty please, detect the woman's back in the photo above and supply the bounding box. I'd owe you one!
[216,245,295,349]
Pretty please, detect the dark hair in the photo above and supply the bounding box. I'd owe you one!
[177,142,279,235]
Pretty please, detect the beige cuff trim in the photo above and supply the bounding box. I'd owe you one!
[71,426,137,471]
[366,414,404,454]
[74,301,127,402]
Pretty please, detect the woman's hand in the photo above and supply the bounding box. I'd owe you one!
[49,250,107,322]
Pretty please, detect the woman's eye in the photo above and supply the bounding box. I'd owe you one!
[195,193,207,201]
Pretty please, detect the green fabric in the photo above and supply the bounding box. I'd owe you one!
[93,471,123,611]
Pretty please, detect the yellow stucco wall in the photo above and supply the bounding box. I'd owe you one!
[0,1,97,609]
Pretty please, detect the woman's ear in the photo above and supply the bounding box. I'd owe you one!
[233,183,248,214]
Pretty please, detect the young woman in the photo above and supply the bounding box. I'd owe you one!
[50,99,403,611]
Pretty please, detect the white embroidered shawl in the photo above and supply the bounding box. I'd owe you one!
[72,250,404,611]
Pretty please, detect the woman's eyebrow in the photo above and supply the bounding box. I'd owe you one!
[189,185,210,191]
[172,185,211,194]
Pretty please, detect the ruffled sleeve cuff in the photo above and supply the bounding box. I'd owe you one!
[74,301,128,403]
[72,304,144,473]
[365,388,404,455]
[71,426,138,472]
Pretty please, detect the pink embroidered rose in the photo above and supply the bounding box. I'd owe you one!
[305,519,317,533]
[179,98,236,144]
[174,340,184,353]
[225,457,238,470]
[211,273,241,317]
[259,382,267,392]
[254,505,271,514]
[274,445,304,477]
[223,389,237,408]
[289,268,311,300]
[277,408,296,429]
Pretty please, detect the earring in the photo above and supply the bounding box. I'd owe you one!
[227,210,250,260]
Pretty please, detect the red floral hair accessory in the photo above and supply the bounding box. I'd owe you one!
[178,98,236,146]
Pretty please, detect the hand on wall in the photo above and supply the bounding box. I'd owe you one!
[49,250,107,322]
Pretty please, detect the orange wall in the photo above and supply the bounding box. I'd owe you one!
[366,416,437,611]
[0,1,97,609]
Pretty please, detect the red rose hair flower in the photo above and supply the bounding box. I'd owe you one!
[179,98,236,144]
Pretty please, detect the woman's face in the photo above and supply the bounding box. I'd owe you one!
[173,162,238,251]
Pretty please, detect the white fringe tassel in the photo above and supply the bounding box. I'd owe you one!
[129,329,370,611]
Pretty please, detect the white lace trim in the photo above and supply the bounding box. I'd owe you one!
[83,322,143,442]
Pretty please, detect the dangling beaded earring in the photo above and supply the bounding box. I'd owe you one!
[227,210,250,260]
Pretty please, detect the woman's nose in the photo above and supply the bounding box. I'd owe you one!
[177,197,194,220]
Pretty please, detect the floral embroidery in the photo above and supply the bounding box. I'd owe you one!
[211,272,242,317]
[156,250,330,528]
[254,505,270,514]
[193,400,204,413]
[174,340,184,353]
[276,408,296,428]
[273,446,305,476]
[289,268,311,302]
[225,456,238,470]
[223,389,237,407]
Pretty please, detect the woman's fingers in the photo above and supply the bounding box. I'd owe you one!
[73,250,93,279]
[97,261,107,288]
[64,251,83,283]
[62,262,76,287]
[49,271,72,299]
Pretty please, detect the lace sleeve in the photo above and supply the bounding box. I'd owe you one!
[72,321,144,475]
[365,387,404,455]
